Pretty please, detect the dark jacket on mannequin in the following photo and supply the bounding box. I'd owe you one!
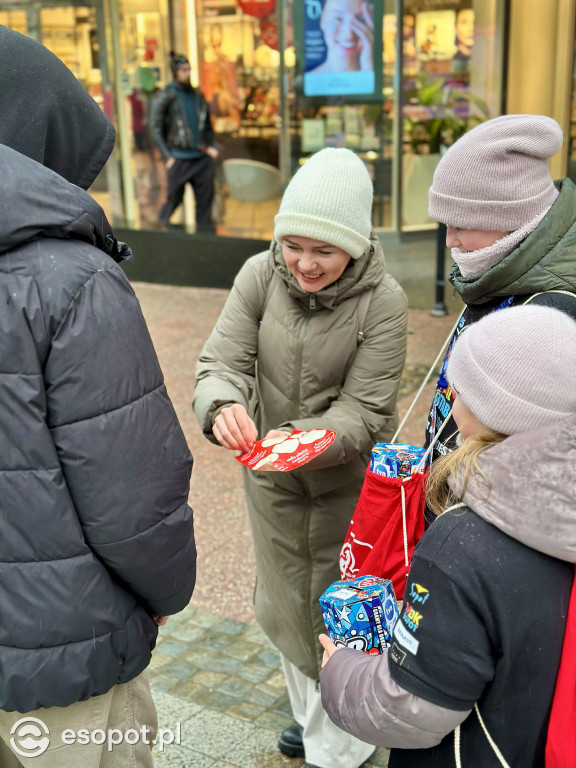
[150,81,215,161]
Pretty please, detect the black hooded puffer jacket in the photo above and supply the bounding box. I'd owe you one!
[0,28,196,713]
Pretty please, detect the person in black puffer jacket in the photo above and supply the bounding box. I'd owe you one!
[0,27,196,768]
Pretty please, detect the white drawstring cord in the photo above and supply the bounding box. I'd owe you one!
[391,311,464,445]
[454,704,511,768]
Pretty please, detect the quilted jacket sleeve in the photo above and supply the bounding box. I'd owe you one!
[193,256,265,440]
[45,265,196,617]
[320,647,469,748]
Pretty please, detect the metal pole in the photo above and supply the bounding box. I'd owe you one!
[108,0,137,228]
[278,0,291,189]
[430,222,448,316]
[392,0,403,232]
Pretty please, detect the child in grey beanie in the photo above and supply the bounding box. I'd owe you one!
[447,304,576,436]
[423,113,576,468]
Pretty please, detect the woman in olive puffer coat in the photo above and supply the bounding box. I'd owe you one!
[194,149,408,768]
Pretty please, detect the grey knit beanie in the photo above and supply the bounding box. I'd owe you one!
[447,305,576,436]
[429,114,563,231]
[274,148,373,259]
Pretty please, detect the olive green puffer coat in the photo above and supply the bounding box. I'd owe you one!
[194,237,408,677]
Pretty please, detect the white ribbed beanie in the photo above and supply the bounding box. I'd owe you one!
[428,114,563,231]
[274,148,373,259]
[447,305,576,436]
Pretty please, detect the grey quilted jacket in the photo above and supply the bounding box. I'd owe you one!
[0,144,196,713]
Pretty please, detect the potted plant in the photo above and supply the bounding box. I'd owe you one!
[401,71,490,226]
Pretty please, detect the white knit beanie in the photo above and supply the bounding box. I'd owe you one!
[428,114,563,231]
[274,148,373,259]
[446,305,576,436]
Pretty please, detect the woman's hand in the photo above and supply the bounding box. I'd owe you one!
[213,404,258,452]
[354,1,374,71]
[319,633,340,668]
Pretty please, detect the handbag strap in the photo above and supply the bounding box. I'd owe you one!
[454,703,511,768]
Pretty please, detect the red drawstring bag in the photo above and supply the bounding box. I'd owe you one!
[339,465,428,601]
[546,568,576,767]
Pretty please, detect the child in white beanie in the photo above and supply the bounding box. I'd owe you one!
[424,113,576,469]
[194,148,408,768]
[319,303,576,768]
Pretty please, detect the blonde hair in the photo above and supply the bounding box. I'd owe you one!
[426,429,507,517]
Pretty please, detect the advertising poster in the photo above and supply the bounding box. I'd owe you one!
[301,0,383,98]
[415,10,456,61]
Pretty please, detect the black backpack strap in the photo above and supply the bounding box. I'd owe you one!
[523,290,576,321]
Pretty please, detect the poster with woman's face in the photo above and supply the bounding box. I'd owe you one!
[303,0,378,97]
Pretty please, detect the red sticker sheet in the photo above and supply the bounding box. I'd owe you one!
[236,429,336,472]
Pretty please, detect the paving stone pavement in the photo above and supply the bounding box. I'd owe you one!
[149,606,390,768]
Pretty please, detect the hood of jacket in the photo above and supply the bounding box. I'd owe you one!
[0,26,115,190]
[449,412,576,563]
[0,144,129,262]
[450,178,576,305]
[271,232,386,309]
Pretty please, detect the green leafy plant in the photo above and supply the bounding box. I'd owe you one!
[403,71,490,154]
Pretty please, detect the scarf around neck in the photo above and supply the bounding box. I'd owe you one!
[451,192,558,278]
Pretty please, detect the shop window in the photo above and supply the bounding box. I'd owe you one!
[399,0,505,229]
[195,1,283,240]
[0,10,27,35]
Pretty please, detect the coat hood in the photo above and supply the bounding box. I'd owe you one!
[449,412,576,563]
[0,144,129,262]
[450,178,576,305]
[0,26,115,190]
[271,232,386,309]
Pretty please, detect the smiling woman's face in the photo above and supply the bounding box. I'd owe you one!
[281,236,352,293]
[321,0,364,62]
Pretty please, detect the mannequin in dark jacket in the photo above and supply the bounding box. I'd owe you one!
[150,52,218,229]
[0,26,196,767]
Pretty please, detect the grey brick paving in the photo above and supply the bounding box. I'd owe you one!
[150,605,390,768]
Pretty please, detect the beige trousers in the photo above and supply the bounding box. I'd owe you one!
[0,672,157,768]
